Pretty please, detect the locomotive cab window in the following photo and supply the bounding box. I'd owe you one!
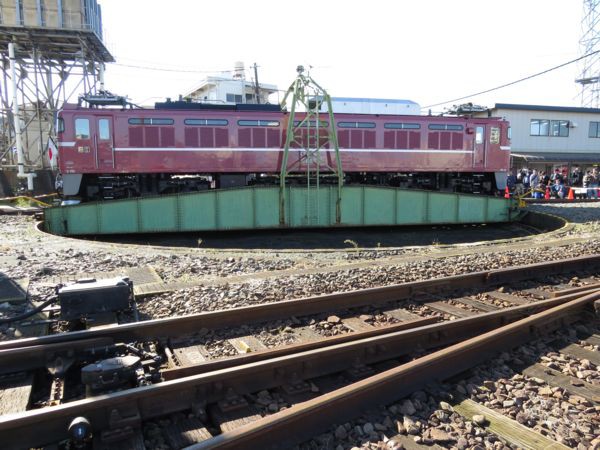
[98,119,110,140]
[56,117,64,133]
[475,126,484,144]
[75,118,90,139]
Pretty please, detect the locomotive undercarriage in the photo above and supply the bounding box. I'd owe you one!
[76,171,497,201]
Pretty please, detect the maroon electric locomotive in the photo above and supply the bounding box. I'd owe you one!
[56,101,510,199]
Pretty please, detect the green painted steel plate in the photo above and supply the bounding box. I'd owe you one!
[44,186,519,236]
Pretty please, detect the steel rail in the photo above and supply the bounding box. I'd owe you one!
[161,285,600,381]
[1,255,599,375]
[186,292,600,450]
[0,290,598,449]
[161,316,437,380]
[1,254,599,358]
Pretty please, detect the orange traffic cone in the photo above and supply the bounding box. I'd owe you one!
[567,187,574,200]
[504,186,510,199]
[544,187,550,199]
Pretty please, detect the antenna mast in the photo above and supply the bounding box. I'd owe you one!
[576,0,600,107]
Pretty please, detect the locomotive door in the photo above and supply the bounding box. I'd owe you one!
[473,125,486,169]
[73,116,95,171]
[95,116,115,170]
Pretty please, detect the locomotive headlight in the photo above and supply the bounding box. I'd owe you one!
[68,416,92,447]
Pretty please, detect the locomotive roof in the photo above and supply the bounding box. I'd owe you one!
[59,103,502,121]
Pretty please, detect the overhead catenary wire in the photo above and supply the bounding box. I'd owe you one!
[423,50,600,109]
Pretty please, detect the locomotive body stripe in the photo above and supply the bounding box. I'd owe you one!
[113,147,475,154]
[58,142,76,147]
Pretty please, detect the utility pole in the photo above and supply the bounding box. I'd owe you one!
[253,63,260,104]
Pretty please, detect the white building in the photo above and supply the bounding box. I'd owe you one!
[185,63,278,105]
[476,103,600,173]
[321,97,421,115]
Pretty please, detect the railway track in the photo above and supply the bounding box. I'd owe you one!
[1,256,600,449]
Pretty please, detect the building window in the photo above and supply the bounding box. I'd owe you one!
[530,119,549,136]
[550,120,569,137]
[98,119,110,140]
[184,119,229,126]
[384,123,420,129]
[226,93,243,103]
[75,118,90,139]
[128,118,174,125]
[16,0,24,25]
[238,120,280,127]
[530,119,568,137]
[589,121,600,138]
[428,124,463,131]
[337,122,376,128]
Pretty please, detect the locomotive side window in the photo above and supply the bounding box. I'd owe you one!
[293,120,329,127]
[384,123,420,130]
[152,118,175,125]
[75,118,90,139]
[128,118,175,125]
[337,122,376,129]
[57,117,65,133]
[475,126,484,144]
[98,119,110,140]
[428,124,464,131]
[238,120,279,127]
[185,119,229,126]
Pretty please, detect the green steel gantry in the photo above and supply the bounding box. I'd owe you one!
[279,66,344,225]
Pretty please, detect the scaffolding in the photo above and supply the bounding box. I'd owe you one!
[0,2,113,192]
[576,0,600,108]
[279,66,344,226]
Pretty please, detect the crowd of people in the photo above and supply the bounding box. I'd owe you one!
[506,166,599,199]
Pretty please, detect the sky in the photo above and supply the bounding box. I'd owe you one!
[98,0,587,112]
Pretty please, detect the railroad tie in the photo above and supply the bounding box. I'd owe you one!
[452,398,569,450]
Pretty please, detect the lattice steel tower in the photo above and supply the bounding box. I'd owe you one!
[576,0,600,108]
[0,0,113,193]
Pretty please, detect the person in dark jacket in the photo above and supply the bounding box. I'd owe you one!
[571,166,583,186]
[552,178,566,199]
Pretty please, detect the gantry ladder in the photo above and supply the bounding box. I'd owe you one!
[279,66,343,225]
